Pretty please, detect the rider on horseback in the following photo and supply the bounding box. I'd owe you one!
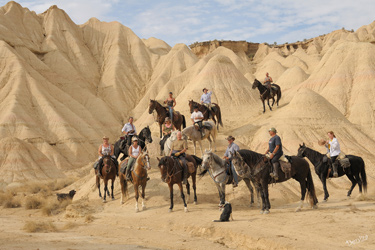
[266,127,283,181]
[191,105,205,137]
[170,131,188,184]
[159,117,176,155]
[264,72,274,96]
[200,88,213,118]
[121,117,137,150]
[125,137,142,181]
[325,131,341,177]
[223,136,240,188]
[97,136,119,177]
[164,92,176,124]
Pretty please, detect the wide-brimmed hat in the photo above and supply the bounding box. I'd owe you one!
[202,88,208,92]
[318,139,326,146]
[226,135,235,141]
[164,117,170,122]
[269,127,277,133]
[132,137,138,142]
[102,136,109,140]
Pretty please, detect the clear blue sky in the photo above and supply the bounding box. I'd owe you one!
[4,0,375,46]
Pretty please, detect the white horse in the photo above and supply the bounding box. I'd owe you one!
[200,150,259,207]
[162,130,188,156]
[182,121,217,156]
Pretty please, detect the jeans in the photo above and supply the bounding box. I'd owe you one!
[230,160,238,184]
[168,107,173,123]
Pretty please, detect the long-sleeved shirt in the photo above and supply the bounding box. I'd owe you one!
[224,142,240,159]
[200,92,212,104]
[326,138,340,157]
[121,122,137,135]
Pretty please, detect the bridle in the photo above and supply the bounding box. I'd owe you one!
[203,153,228,184]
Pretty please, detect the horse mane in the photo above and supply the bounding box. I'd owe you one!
[303,146,324,162]
[237,149,264,166]
[211,152,225,166]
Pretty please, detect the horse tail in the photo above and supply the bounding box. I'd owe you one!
[360,158,367,193]
[306,167,318,207]
[182,115,186,129]
[215,105,223,128]
[191,155,203,166]
[199,169,208,177]
[277,86,282,105]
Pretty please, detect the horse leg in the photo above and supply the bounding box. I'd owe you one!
[111,178,115,200]
[186,180,190,204]
[178,182,188,212]
[346,174,357,197]
[321,175,329,201]
[267,98,272,111]
[141,183,146,210]
[295,179,306,212]
[271,97,275,106]
[169,183,174,212]
[134,181,139,212]
[217,183,225,206]
[193,141,197,155]
[192,173,197,205]
[198,140,203,157]
[355,172,363,194]
[263,181,271,214]
[207,136,212,151]
[103,179,108,203]
[160,123,162,138]
[262,100,266,113]
[259,185,266,214]
[120,175,126,204]
[243,179,254,207]
[96,176,102,198]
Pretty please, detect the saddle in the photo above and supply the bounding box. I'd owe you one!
[174,157,195,174]
[327,152,351,168]
[279,155,292,179]
[202,121,213,130]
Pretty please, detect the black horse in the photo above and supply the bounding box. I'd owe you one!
[231,149,318,214]
[252,79,281,113]
[297,143,367,201]
[114,126,153,161]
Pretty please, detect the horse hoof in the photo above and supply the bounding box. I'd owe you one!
[135,208,139,213]
[112,197,115,201]
[295,207,301,212]
[102,200,106,203]
[323,199,328,203]
[260,210,264,214]
[194,201,197,205]
[120,201,124,205]
[263,210,270,214]
[184,207,189,213]
[142,206,146,210]
[168,209,173,213]
[313,205,318,209]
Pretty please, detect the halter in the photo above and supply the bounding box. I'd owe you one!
[132,153,150,180]
[204,153,228,184]
[163,158,182,184]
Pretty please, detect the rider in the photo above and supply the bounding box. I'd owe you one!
[200,88,213,118]
[97,136,119,177]
[121,117,137,149]
[159,117,176,155]
[223,136,240,188]
[170,131,188,184]
[125,137,142,181]
[164,92,176,124]
[265,127,283,181]
[191,105,205,137]
[325,131,341,178]
[264,72,274,95]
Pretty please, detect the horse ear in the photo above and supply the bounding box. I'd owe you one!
[157,157,160,161]
[302,142,305,147]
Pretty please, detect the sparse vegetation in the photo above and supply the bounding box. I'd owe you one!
[3,197,22,208]
[0,191,14,206]
[41,199,72,216]
[62,222,79,230]
[85,214,95,223]
[25,196,44,209]
[23,221,58,233]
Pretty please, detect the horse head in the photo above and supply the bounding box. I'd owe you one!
[141,126,153,143]
[149,99,156,114]
[231,151,249,177]
[140,151,151,170]
[102,155,114,174]
[297,142,307,158]
[188,100,195,113]
[157,156,169,182]
[201,149,213,170]
[252,79,260,89]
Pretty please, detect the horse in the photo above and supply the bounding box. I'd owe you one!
[199,150,259,207]
[157,154,200,212]
[252,79,281,113]
[149,99,186,138]
[95,155,117,203]
[231,149,318,214]
[297,143,367,201]
[182,121,217,156]
[119,151,151,212]
[114,126,153,161]
[188,100,223,130]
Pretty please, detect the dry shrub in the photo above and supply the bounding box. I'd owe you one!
[85,214,94,223]
[65,199,97,218]
[3,197,21,208]
[62,222,79,230]
[23,221,58,233]
[25,196,44,209]
[41,199,72,216]
[0,191,14,206]
[47,178,75,191]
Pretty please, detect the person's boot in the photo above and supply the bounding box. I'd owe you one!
[332,161,339,177]
[270,162,279,180]
[125,167,130,181]
[97,165,102,177]
[182,165,188,185]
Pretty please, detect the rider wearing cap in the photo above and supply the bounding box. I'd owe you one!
[164,92,176,124]
[97,136,119,177]
[200,88,213,118]
[170,131,189,184]
[223,135,240,187]
[265,127,283,180]
[159,117,176,155]
[191,105,205,137]
[125,136,143,181]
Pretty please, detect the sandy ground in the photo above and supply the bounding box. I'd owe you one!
[0,132,374,250]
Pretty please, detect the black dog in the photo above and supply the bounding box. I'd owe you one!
[56,190,76,201]
[213,202,233,222]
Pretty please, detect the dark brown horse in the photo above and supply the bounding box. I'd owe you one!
[95,155,117,202]
[149,99,186,137]
[188,100,223,130]
[119,152,151,212]
[252,79,281,113]
[231,149,318,214]
[157,155,200,212]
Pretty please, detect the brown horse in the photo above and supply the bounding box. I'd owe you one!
[95,155,117,202]
[252,79,281,113]
[119,152,151,212]
[149,99,186,137]
[188,100,223,130]
[157,155,201,212]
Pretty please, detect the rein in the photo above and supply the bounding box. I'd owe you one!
[132,154,150,181]
[165,159,183,184]
[205,154,228,184]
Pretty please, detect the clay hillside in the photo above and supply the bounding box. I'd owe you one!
[0,1,375,188]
